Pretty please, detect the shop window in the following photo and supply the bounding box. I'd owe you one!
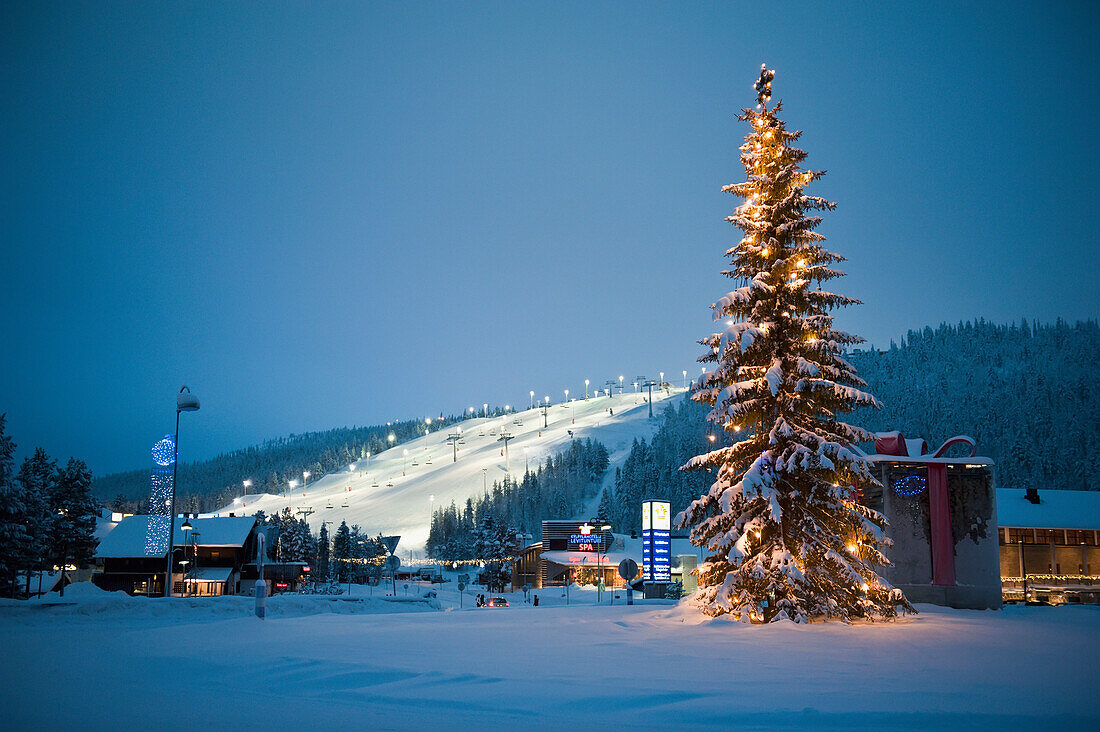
[1065,530,1098,546]
[1007,528,1033,544]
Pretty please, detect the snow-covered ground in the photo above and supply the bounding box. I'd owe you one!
[218,388,683,553]
[2,581,1097,730]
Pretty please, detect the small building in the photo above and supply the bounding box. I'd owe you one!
[996,487,1100,604]
[862,432,1002,610]
[94,515,260,596]
[512,520,699,591]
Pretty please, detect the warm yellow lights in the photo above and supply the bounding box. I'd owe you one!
[762,248,770,256]
[847,543,857,553]
[861,583,870,592]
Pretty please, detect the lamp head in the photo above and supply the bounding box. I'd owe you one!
[177,386,200,412]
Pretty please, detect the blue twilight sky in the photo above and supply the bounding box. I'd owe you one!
[1,2,1097,476]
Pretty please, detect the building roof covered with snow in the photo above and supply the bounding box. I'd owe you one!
[997,489,1100,531]
[95,515,258,559]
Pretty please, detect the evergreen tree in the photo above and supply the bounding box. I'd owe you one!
[0,415,33,597]
[17,448,57,596]
[331,520,351,582]
[677,66,909,623]
[316,522,331,581]
[50,458,99,596]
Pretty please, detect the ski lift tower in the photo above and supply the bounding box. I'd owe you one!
[498,431,515,473]
[445,431,465,462]
[604,379,617,399]
[640,378,659,418]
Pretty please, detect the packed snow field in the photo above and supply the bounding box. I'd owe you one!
[2,581,1097,730]
[219,388,682,552]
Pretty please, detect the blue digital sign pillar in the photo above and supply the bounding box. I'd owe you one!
[641,500,671,583]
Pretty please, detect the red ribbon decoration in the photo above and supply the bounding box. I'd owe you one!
[873,433,977,586]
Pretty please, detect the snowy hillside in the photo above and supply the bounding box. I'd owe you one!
[216,388,685,552]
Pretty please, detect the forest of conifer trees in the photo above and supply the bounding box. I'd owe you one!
[602,320,1098,533]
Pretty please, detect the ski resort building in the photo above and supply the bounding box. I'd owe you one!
[512,520,699,592]
[93,515,310,596]
[996,487,1100,604]
[94,515,260,596]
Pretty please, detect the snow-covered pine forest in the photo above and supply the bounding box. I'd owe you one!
[603,319,1098,533]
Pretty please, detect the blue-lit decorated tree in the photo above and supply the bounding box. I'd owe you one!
[676,66,911,623]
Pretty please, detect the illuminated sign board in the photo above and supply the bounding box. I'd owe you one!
[641,500,671,582]
[568,534,604,552]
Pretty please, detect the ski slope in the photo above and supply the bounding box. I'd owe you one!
[217,388,686,552]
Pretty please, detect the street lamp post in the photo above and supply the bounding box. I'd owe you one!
[165,386,199,598]
[529,390,534,410]
[584,379,589,400]
[683,370,687,389]
[619,375,624,395]
[596,522,611,603]
[181,518,193,597]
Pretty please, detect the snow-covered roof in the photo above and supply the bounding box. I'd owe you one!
[95,515,258,559]
[997,489,1100,531]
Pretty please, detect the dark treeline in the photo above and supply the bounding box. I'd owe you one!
[0,414,99,597]
[601,319,1099,533]
[426,438,610,561]
[93,409,498,513]
[850,319,1097,493]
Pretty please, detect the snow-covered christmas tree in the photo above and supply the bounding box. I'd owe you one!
[676,66,911,623]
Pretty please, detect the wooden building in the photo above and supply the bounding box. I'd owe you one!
[94,515,260,596]
[997,488,1100,604]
